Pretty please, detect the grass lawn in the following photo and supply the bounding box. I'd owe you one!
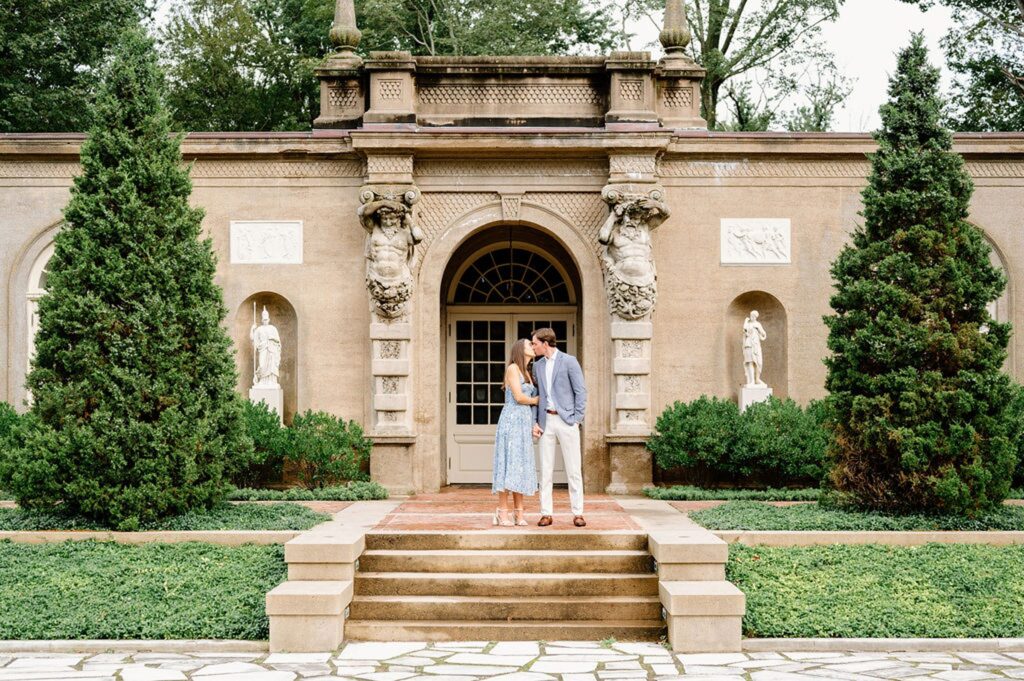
[0,540,286,639]
[731,543,1024,638]
[690,500,1024,531]
[0,502,330,531]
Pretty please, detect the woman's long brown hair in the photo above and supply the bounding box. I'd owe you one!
[505,339,534,388]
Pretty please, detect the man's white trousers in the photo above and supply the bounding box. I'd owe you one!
[539,413,584,516]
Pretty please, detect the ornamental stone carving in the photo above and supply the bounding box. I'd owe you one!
[358,188,424,318]
[598,186,670,320]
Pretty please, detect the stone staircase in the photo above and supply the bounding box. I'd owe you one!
[266,499,745,652]
[344,530,665,641]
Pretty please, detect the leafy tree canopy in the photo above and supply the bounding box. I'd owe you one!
[900,0,1024,130]
[0,0,148,132]
[160,0,617,131]
[621,0,849,130]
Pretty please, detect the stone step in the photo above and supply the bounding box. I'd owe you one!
[343,619,666,642]
[358,549,653,574]
[364,531,648,552]
[355,571,660,596]
[349,594,662,621]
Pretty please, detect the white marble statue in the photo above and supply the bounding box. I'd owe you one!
[742,310,767,387]
[250,307,282,388]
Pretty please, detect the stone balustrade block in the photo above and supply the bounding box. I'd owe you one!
[648,530,729,564]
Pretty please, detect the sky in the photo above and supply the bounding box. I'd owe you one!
[631,0,956,132]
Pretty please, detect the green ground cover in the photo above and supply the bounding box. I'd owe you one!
[646,486,820,501]
[0,502,329,531]
[731,543,1024,637]
[690,500,1024,531]
[647,486,1024,502]
[227,481,388,501]
[0,540,285,639]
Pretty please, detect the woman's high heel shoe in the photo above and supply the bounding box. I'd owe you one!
[514,508,528,526]
[494,508,514,527]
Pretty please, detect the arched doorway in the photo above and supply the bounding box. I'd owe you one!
[441,226,582,484]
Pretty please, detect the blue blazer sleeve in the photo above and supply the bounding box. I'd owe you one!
[567,355,587,423]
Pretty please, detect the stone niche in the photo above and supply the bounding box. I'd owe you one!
[234,292,298,424]
[724,291,788,401]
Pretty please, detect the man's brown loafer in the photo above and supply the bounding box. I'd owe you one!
[537,515,553,527]
[573,515,587,527]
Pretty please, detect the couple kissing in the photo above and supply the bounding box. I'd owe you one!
[491,327,587,528]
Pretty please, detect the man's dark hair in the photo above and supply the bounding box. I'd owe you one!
[532,327,557,348]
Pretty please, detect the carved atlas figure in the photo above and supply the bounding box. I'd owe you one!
[357,189,424,318]
[598,189,670,320]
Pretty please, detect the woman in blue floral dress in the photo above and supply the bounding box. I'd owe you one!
[492,339,540,526]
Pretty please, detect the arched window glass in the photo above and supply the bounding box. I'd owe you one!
[26,244,55,380]
[452,247,572,304]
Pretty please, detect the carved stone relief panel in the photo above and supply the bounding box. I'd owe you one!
[663,86,693,108]
[379,79,403,100]
[720,218,791,265]
[620,79,644,101]
[230,221,303,264]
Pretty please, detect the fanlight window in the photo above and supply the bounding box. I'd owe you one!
[452,247,572,304]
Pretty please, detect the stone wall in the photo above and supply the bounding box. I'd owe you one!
[2,131,1023,493]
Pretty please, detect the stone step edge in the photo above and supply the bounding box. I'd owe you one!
[352,594,661,603]
[355,571,659,578]
[360,549,651,557]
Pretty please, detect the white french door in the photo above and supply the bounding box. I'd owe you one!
[445,309,576,484]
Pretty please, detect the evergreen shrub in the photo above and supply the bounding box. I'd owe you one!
[648,396,827,484]
[287,411,371,489]
[647,396,739,484]
[0,403,17,454]
[734,398,829,482]
[824,35,1015,515]
[0,28,250,530]
[231,400,288,488]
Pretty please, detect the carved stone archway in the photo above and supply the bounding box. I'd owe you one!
[409,200,609,494]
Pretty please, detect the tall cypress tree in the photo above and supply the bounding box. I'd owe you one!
[2,27,249,530]
[824,34,1015,516]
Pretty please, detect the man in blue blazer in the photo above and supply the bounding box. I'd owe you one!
[531,327,587,527]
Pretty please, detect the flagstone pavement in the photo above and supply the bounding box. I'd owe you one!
[5,645,1024,681]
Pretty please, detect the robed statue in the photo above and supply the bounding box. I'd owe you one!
[250,307,282,388]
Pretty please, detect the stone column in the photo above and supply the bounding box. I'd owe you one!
[313,0,365,128]
[605,52,658,125]
[358,153,421,492]
[602,151,669,493]
[655,0,707,130]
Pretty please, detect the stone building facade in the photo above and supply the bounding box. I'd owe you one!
[3,47,1023,495]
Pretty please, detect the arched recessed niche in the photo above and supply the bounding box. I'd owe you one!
[234,292,297,424]
[726,292,788,400]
